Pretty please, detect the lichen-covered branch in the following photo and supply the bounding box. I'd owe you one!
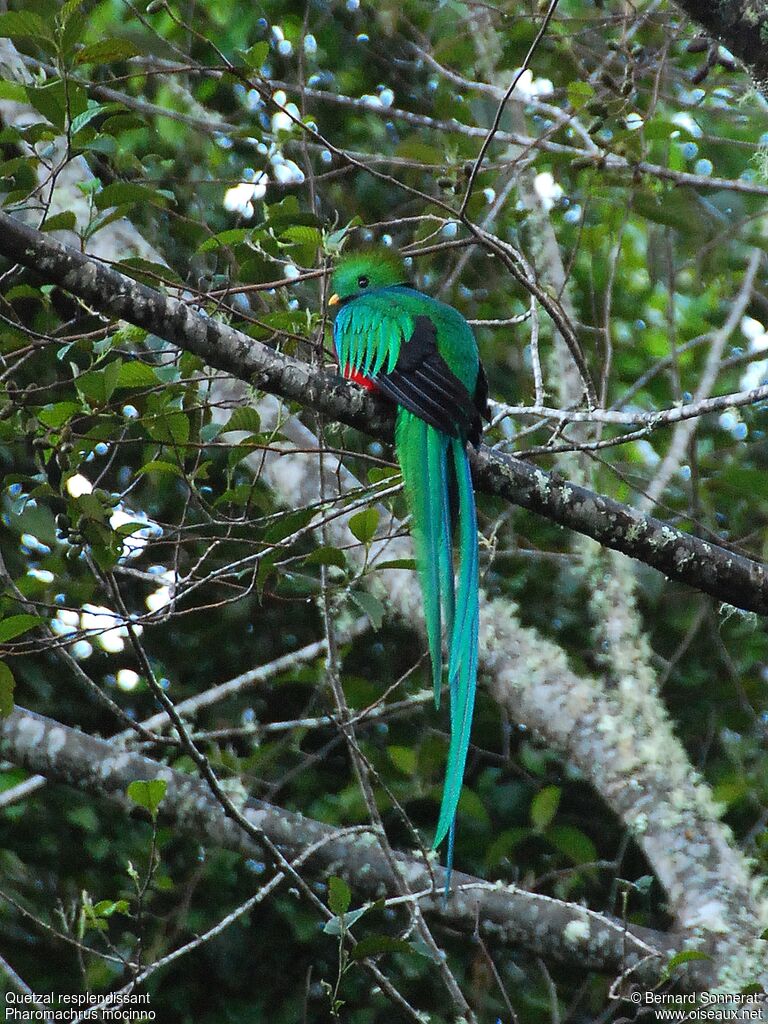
[247,395,768,988]
[0,706,676,982]
[1,210,767,614]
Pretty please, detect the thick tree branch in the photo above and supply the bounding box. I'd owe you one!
[0,706,687,983]
[671,0,768,88]
[2,210,768,614]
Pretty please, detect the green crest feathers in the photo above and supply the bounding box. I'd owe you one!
[330,247,408,300]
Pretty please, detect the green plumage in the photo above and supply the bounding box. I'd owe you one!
[330,250,485,874]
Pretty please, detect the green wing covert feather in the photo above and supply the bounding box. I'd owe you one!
[333,295,411,379]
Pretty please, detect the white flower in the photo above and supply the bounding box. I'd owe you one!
[99,631,126,654]
[80,603,120,634]
[671,111,702,138]
[271,94,301,132]
[51,608,80,636]
[533,171,563,210]
[27,568,54,583]
[742,316,767,346]
[21,533,50,555]
[303,34,317,57]
[378,88,394,108]
[116,668,140,691]
[224,181,257,217]
[147,586,171,612]
[719,411,738,432]
[109,505,162,561]
[271,159,305,185]
[146,571,176,613]
[66,474,92,498]
[513,68,554,100]
[251,171,268,200]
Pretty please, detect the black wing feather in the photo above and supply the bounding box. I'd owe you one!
[377,315,486,442]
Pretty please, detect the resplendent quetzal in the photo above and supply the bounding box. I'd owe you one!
[329,249,488,880]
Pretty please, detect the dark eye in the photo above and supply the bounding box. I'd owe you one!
[357,275,369,289]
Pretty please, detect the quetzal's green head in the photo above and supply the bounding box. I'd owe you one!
[328,249,407,307]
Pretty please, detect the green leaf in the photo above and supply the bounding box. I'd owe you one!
[241,42,269,69]
[279,225,321,264]
[42,211,78,233]
[349,936,416,961]
[70,103,123,136]
[484,827,530,869]
[76,360,122,406]
[0,614,42,643]
[95,183,172,211]
[197,228,253,254]
[0,81,28,103]
[388,745,417,776]
[376,558,416,571]
[144,410,190,447]
[530,785,560,831]
[567,81,595,110]
[348,508,379,545]
[0,663,15,718]
[127,778,167,819]
[350,591,384,630]
[322,906,369,936]
[456,787,490,827]
[263,508,314,544]
[134,460,184,479]
[223,407,262,434]
[116,361,158,389]
[632,188,715,237]
[546,825,597,865]
[662,949,712,980]
[114,258,181,287]
[328,875,351,917]
[394,139,445,164]
[26,84,67,130]
[38,401,80,428]
[0,12,52,41]
[60,0,87,24]
[92,899,130,917]
[305,546,347,569]
[74,40,142,66]
[66,806,99,831]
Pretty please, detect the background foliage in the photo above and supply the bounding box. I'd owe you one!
[2,0,768,1020]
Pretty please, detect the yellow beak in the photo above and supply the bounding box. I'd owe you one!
[328,293,340,306]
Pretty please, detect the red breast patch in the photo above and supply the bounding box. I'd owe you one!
[343,365,376,392]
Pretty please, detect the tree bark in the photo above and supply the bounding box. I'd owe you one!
[1,210,767,615]
[0,705,689,984]
[672,0,768,88]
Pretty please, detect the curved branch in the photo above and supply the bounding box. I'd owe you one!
[0,706,686,983]
[1,210,767,614]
